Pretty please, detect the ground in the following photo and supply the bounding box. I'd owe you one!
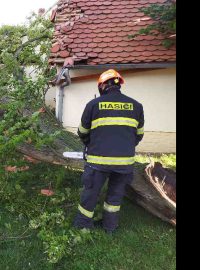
[0,154,176,270]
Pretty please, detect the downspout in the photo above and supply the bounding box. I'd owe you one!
[57,84,64,123]
[55,67,71,123]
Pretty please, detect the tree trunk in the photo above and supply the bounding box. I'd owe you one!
[17,143,84,168]
[126,162,176,226]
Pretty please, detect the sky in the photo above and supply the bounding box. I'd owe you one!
[0,0,57,26]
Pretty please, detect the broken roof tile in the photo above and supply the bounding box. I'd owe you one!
[59,50,70,58]
[50,9,57,22]
[51,43,60,53]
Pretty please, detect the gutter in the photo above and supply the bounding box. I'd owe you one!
[68,62,176,70]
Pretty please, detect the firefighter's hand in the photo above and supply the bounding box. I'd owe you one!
[81,136,90,146]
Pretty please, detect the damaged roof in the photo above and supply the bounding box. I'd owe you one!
[49,0,176,66]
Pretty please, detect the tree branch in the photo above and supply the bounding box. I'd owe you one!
[15,34,50,59]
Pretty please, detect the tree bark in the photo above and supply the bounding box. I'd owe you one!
[17,143,84,168]
[126,162,176,226]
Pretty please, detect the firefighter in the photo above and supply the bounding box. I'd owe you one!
[74,69,144,234]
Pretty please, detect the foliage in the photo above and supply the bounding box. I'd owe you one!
[0,13,87,265]
[0,157,94,264]
[135,154,176,171]
[129,0,176,48]
[0,13,59,162]
[0,184,176,269]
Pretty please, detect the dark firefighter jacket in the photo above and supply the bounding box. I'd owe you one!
[78,86,144,174]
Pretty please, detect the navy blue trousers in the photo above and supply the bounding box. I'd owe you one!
[74,165,133,231]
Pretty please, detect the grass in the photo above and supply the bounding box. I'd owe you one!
[135,154,176,171]
[64,200,176,270]
[0,154,176,270]
[0,201,176,270]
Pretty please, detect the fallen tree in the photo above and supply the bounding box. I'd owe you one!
[1,103,176,226]
[17,139,176,226]
[17,125,176,227]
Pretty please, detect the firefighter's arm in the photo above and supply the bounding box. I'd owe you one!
[136,105,145,146]
[77,103,92,146]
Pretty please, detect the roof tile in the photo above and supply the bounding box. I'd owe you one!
[98,42,109,48]
[98,53,110,59]
[75,52,87,57]
[113,37,124,42]
[97,33,108,38]
[103,47,114,53]
[81,47,93,53]
[78,43,89,48]
[59,50,70,58]
[72,48,83,53]
[142,51,153,57]
[112,47,125,53]
[74,38,84,44]
[50,0,176,66]
[68,33,78,39]
[88,43,98,48]
[93,47,103,53]
[87,52,98,58]
[51,43,60,53]
[93,37,103,43]
[68,43,78,49]
[63,38,74,44]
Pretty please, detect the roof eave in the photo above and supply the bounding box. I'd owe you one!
[68,62,176,70]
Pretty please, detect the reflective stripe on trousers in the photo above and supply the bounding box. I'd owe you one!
[104,202,121,213]
[78,204,94,218]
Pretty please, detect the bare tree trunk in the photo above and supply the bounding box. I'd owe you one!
[17,143,84,168]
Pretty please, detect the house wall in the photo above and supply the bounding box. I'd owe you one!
[25,66,57,108]
[59,68,176,153]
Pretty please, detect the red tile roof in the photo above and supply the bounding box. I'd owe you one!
[49,0,176,66]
